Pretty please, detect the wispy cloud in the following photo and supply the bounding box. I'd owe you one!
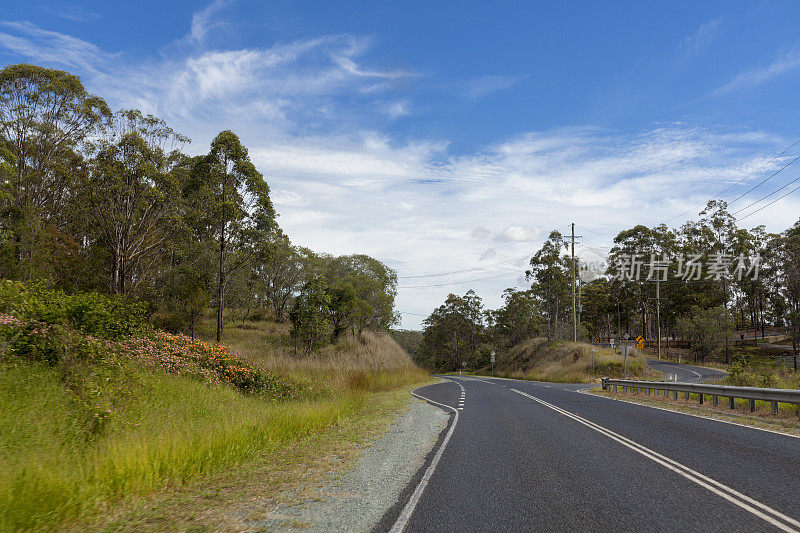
[0,21,115,73]
[496,225,541,242]
[462,74,521,100]
[38,5,101,22]
[716,46,800,94]
[679,17,722,54]
[1,3,797,328]
[190,0,232,43]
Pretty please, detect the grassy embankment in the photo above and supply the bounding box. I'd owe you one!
[484,338,657,383]
[0,283,427,531]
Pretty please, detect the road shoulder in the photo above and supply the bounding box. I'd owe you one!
[250,392,449,532]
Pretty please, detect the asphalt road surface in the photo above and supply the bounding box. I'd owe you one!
[386,376,800,532]
[647,358,728,382]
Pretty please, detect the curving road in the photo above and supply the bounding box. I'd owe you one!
[382,376,800,532]
[647,358,727,382]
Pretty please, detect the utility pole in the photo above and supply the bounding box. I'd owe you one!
[656,279,661,360]
[571,223,576,342]
[569,223,583,342]
[649,279,666,360]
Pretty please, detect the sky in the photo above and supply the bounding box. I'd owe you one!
[2,1,800,329]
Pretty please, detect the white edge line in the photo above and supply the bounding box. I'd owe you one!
[389,382,460,533]
[509,388,800,532]
[581,388,800,440]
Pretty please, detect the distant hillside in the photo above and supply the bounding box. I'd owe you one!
[490,338,655,383]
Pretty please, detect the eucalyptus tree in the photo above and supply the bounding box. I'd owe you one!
[490,288,541,347]
[525,230,570,338]
[322,254,399,336]
[0,64,110,276]
[289,277,331,356]
[85,109,189,295]
[184,130,275,341]
[252,230,308,321]
[773,221,800,366]
[418,292,482,371]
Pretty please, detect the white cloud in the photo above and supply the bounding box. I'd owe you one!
[679,18,722,54]
[716,46,800,94]
[472,227,490,239]
[190,0,231,43]
[39,5,101,22]
[0,21,115,73]
[2,5,798,329]
[496,225,541,242]
[463,74,521,100]
[385,100,410,118]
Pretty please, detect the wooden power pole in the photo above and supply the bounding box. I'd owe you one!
[571,223,576,342]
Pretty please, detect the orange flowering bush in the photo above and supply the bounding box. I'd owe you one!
[114,331,303,399]
[1,312,303,401]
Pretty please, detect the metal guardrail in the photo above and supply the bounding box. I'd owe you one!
[601,377,800,419]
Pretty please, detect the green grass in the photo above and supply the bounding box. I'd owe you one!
[0,303,429,531]
[0,362,366,531]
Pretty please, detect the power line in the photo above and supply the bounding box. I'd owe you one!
[726,153,800,206]
[737,182,800,222]
[398,253,530,279]
[576,225,619,237]
[660,136,800,224]
[394,224,572,264]
[394,240,526,264]
[398,270,520,289]
[731,174,800,215]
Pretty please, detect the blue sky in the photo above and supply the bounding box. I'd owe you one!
[2,1,800,327]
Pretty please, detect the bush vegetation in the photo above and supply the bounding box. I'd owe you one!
[0,282,426,531]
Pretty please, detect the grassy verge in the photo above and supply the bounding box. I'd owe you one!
[73,383,438,532]
[1,289,429,531]
[594,388,800,435]
[0,362,377,531]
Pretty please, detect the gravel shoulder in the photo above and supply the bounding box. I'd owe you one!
[251,394,449,532]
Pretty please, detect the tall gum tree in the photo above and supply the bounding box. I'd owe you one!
[86,109,189,295]
[0,64,110,274]
[184,130,275,342]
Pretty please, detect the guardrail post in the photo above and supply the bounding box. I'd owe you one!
[673,390,678,400]
[613,385,618,392]
[729,397,735,409]
[749,399,756,412]
[713,395,719,407]
[646,388,650,396]
[699,393,704,405]
[684,391,690,400]
[601,377,609,390]
[771,401,778,415]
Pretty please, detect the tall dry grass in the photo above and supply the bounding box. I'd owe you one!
[204,317,428,392]
[491,338,654,383]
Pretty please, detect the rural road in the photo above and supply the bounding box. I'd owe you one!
[385,376,800,532]
[646,358,728,382]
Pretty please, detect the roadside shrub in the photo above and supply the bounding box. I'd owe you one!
[0,280,148,339]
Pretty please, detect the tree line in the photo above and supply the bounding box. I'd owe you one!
[415,200,800,370]
[0,64,398,349]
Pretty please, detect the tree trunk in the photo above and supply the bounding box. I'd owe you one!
[217,223,226,343]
